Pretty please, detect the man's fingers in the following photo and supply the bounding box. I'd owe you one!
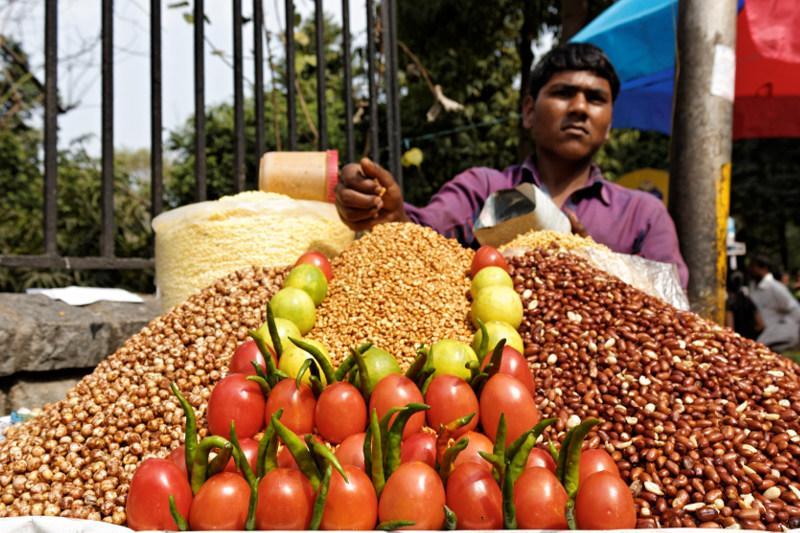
[359,158,397,192]
[337,186,383,211]
[340,163,381,194]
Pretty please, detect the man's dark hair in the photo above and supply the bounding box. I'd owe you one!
[528,43,621,102]
[750,255,772,270]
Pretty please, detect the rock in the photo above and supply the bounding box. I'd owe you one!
[7,373,87,413]
[0,293,161,377]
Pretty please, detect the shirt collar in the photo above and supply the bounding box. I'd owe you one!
[757,273,775,289]
[521,156,611,206]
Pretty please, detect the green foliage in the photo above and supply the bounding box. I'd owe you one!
[594,129,670,182]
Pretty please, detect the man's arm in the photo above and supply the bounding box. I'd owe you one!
[637,203,690,290]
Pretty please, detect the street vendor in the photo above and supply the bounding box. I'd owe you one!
[335,43,689,289]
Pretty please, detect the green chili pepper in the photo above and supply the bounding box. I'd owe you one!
[555,426,577,484]
[352,344,373,399]
[229,423,258,530]
[290,337,337,384]
[169,382,197,478]
[191,435,232,494]
[562,418,601,498]
[309,375,325,397]
[493,414,507,470]
[566,499,577,530]
[476,318,490,363]
[404,346,428,383]
[419,370,436,395]
[266,302,283,359]
[334,353,356,381]
[483,338,506,377]
[207,445,232,477]
[469,372,489,391]
[444,505,458,530]
[385,403,430,477]
[379,406,405,444]
[369,409,385,497]
[249,324,281,387]
[502,468,518,529]
[271,415,322,490]
[548,439,559,464]
[250,359,268,381]
[257,408,282,477]
[168,494,189,531]
[305,434,348,482]
[296,358,314,390]
[502,433,539,530]
[363,423,373,475]
[478,451,506,479]
[439,437,469,479]
[246,374,271,397]
[377,520,416,531]
[346,365,359,386]
[435,413,476,463]
[309,465,332,530]
[507,418,557,462]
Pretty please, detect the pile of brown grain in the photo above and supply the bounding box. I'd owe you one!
[309,223,474,367]
[0,266,287,524]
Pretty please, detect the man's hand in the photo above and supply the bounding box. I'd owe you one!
[335,157,408,231]
[564,209,589,238]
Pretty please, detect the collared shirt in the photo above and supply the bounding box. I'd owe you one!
[750,273,800,349]
[404,157,689,288]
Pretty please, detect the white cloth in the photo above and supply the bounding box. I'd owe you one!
[750,273,800,349]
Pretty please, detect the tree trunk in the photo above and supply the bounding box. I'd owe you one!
[561,0,589,41]
[516,2,537,161]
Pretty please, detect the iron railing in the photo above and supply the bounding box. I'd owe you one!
[0,0,402,270]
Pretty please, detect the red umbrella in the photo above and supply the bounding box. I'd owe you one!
[734,0,800,138]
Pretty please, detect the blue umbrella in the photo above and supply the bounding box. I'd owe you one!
[571,0,745,134]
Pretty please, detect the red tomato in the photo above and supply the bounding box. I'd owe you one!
[446,462,503,529]
[167,445,188,479]
[207,374,265,439]
[526,447,557,473]
[424,375,479,437]
[265,378,316,436]
[255,468,316,530]
[378,462,445,530]
[321,465,378,530]
[295,251,333,281]
[126,458,192,531]
[336,433,366,471]
[513,467,568,529]
[316,382,367,444]
[188,472,250,530]
[579,448,621,485]
[575,471,636,529]
[368,375,425,439]
[479,373,540,443]
[452,431,494,471]
[471,245,509,277]
[229,338,276,376]
[224,437,259,474]
[480,345,536,397]
[400,432,437,468]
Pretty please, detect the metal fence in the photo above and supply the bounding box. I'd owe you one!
[0,0,401,271]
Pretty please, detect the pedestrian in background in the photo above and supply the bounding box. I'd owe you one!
[748,256,800,351]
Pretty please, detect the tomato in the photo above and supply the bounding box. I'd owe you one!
[470,266,513,297]
[378,462,445,530]
[446,462,503,529]
[255,468,316,530]
[400,432,437,468]
[188,472,250,530]
[368,375,425,439]
[229,338,276,376]
[335,432,366,471]
[428,339,479,380]
[270,287,316,335]
[207,373,265,439]
[471,245,509,277]
[471,285,523,330]
[526,447,557,473]
[126,458,192,531]
[277,442,301,470]
[480,345,536,397]
[356,346,402,394]
[452,431,494,471]
[479,373,540,443]
[321,465,378,530]
[424,375,478,436]
[224,437,259,475]
[279,342,330,387]
[579,448,621,485]
[167,445,188,479]
[575,471,636,529]
[513,467,568,529]
[265,378,316,436]
[295,251,333,282]
[316,382,367,443]
[285,264,328,306]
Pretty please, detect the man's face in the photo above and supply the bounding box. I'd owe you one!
[523,70,613,161]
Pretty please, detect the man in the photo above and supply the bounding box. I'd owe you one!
[748,255,800,351]
[335,43,688,288]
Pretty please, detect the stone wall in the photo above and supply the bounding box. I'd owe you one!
[0,293,161,415]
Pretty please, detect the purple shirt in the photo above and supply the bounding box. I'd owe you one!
[404,157,689,288]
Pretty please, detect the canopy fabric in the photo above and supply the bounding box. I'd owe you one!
[572,0,800,139]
